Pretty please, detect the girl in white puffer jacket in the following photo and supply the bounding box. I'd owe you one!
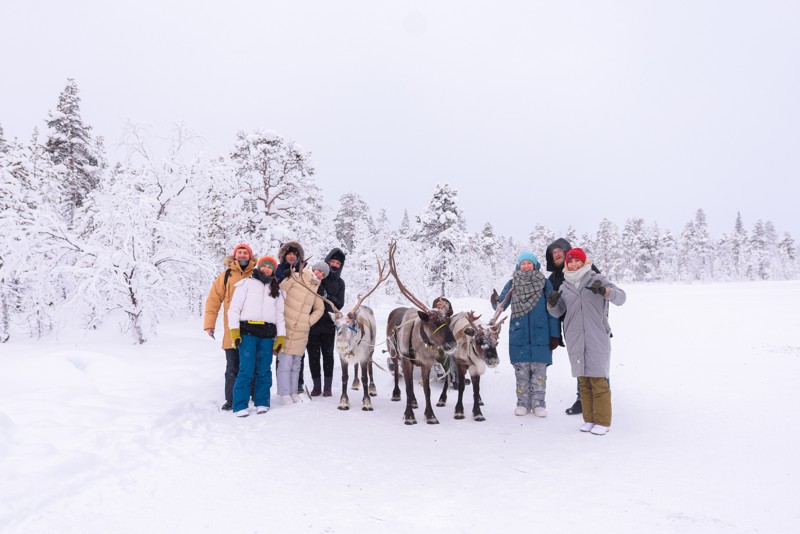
[228,256,286,417]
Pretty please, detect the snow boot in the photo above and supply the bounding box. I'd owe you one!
[566,399,582,415]
[310,377,322,397]
[323,376,333,397]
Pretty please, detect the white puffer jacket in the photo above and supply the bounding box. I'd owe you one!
[228,278,286,336]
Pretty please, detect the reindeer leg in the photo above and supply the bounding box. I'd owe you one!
[361,360,373,411]
[421,364,439,424]
[402,358,417,424]
[338,359,350,410]
[391,354,402,402]
[437,374,448,407]
[472,374,485,421]
[367,361,377,397]
[454,363,466,420]
[351,362,361,390]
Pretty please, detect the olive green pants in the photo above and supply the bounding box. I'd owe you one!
[578,376,612,427]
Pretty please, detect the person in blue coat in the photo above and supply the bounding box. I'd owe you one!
[493,251,561,417]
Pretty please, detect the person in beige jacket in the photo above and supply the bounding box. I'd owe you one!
[204,243,256,410]
[277,262,326,404]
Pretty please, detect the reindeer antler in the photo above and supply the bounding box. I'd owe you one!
[348,254,390,319]
[388,240,431,312]
[489,285,512,326]
[289,268,342,317]
[466,311,482,330]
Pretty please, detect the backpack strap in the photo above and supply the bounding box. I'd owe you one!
[223,268,232,288]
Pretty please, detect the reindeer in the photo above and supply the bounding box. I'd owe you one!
[290,257,389,411]
[331,257,389,411]
[436,306,508,421]
[386,241,457,425]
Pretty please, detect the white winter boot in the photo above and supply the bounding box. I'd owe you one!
[281,395,294,405]
[579,422,595,432]
[533,406,547,417]
[590,424,609,436]
[514,405,529,416]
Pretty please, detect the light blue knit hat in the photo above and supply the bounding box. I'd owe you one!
[516,251,540,270]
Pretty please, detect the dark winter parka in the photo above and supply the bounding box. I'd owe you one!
[495,262,561,365]
[276,240,305,282]
[310,248,346,333]
[547,268,625,378]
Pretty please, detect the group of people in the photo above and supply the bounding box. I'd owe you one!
[203,237,626,435]
[493,238,626,436]
[203,241,345,417]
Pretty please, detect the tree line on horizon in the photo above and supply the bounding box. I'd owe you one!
[1,80,796,343]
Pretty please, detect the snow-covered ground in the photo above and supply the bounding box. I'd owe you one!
[1,281,798,533]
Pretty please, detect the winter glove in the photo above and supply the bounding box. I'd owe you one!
[549,337,561,351]
[273,335,285,354]
[547,291,561,307]
[230,328,242,348]
[490,289,499,308]
[588,280,606,296]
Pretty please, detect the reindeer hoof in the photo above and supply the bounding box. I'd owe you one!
[454,413,465,420]
[391,393,401,402]
[362,405,374,411]
[411,401,418,409]
[426,417,440,425]
[368,385,377,397]
[404,419,417,425]
[474,414,486,422]
[436,400,446,407]
[338,406,350,411]
[479,400,485,406]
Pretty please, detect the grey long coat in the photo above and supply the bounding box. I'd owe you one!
[547,270,625,378]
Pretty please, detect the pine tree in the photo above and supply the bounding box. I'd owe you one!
[528,223,554,261]
[731,212,749,279]
[335,192,373,253]
[45,79,101,225]
[413,184,469,296]
[594,218,622,280]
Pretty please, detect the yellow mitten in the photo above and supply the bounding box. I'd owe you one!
[273,335,285,354]
[230,328,242,348]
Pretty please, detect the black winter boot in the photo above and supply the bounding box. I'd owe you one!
[310,377,322,397]
[323,376,333,397]
[566,399,582,415]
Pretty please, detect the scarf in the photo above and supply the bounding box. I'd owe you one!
[564,262,593,288]
[510,269,546,318]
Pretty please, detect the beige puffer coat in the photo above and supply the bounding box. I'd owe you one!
[203,256,256,349]
[279,268,325,355]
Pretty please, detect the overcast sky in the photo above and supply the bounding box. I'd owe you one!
[2,1,799,243]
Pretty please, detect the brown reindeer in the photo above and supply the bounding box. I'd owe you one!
[436,308,508,421]
[332,257,389,411]
[386,241,457,425]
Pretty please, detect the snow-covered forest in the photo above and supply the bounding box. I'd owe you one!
[1,80,797,344]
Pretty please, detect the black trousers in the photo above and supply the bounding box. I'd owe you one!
[225,348,254,403]
[224,348,240,403]
[306,328,336,378]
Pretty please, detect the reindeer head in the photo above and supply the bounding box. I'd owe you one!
[464,312,503,368]
[417,308,457,355]
[333,308,370,358]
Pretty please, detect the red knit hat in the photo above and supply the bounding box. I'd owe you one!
[566,248,587,264]
[232,243,253,259]
[257,256,278,271]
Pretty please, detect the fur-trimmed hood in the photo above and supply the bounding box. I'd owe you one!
[278,241,305,263]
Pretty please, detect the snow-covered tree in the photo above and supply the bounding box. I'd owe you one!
[45,79,102,225]
[528,223,554,261]
[413,183,470,296]
[593,218,622,280]
[229,129,323,246]
[335,192,373,253]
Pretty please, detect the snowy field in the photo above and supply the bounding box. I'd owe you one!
[1,281,798,533]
